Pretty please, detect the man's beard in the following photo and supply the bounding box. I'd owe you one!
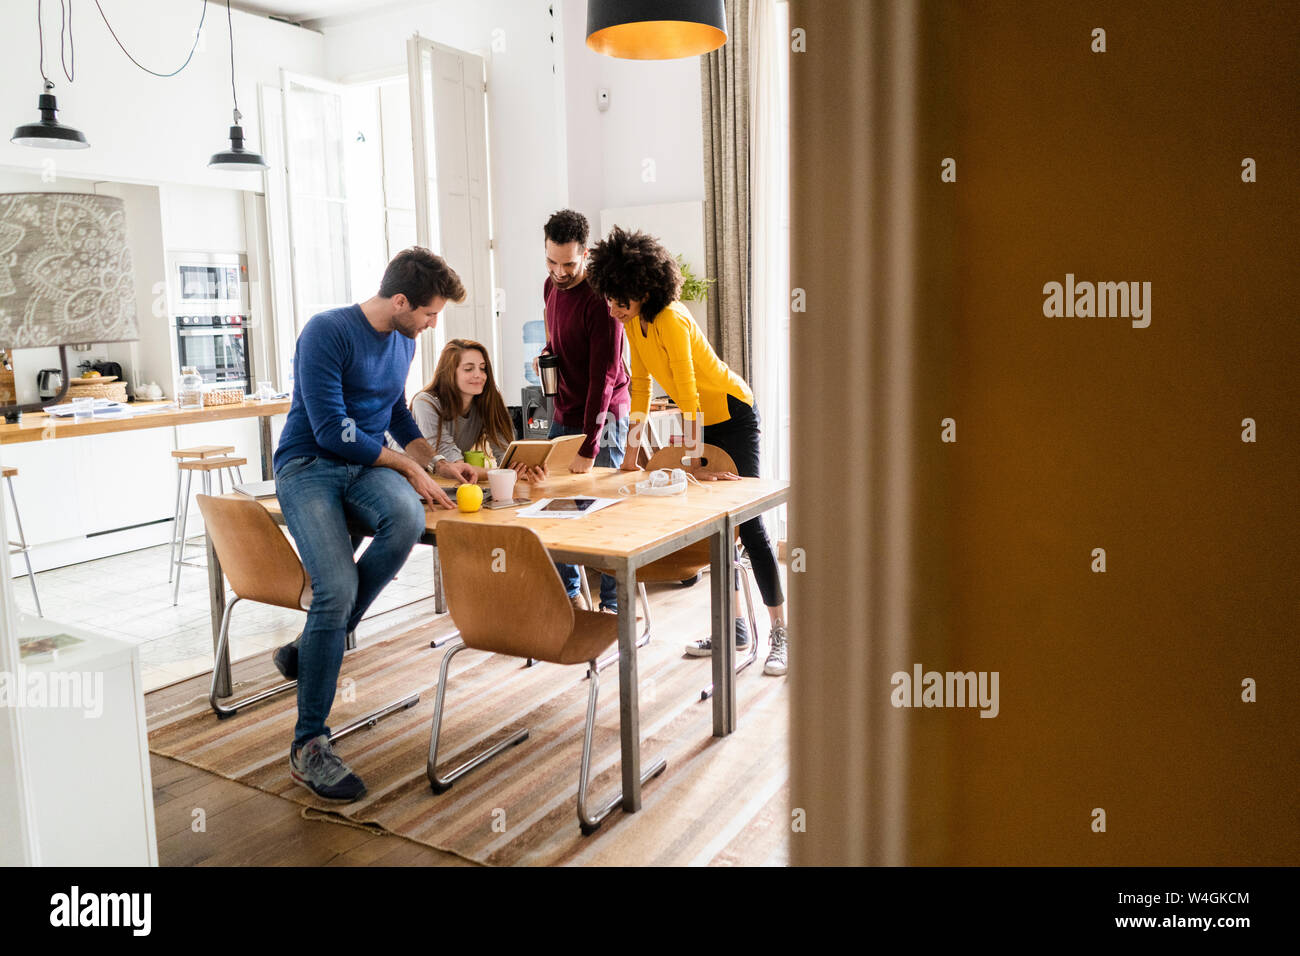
[551,271,584,290]
[395,311,423,338]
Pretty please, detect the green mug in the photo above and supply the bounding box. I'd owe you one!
[463,450,487,468]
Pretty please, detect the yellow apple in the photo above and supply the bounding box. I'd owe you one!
[456,483,484,513]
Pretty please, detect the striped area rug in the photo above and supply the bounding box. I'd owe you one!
[146,595,790,866]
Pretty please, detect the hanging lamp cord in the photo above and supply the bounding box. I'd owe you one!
[59,0,75,81]
[90,0,209,78]
[37,0,50,85]
[35,0,77,87]
[225,0,240,121]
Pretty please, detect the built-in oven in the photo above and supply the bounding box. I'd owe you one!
[167,252,253,388]
[176,315,251,387]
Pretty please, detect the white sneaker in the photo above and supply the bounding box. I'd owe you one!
[763,623,788,676]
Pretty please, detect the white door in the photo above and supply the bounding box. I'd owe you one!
[278,72,387,338]
[407,36,497,377]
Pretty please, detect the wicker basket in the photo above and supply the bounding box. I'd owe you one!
[67,381,128,402]
[202,387,245,407]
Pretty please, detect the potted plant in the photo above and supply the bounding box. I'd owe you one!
[677,255,714,301]
[676,255,714,327]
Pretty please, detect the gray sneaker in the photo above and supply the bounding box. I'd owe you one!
[290,734,367,802]
[764,623,788,676]
[685,617,749,656]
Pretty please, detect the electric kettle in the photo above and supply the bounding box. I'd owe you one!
[37,369,62,401]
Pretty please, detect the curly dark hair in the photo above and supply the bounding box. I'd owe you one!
[378,247,466,307]
[543,209,589,248]
[585,226,682,322]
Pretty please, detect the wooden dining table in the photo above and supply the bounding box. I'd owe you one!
[214,466,789,814]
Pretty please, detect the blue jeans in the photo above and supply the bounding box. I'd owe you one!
[548,413,628,609]
[274,455,426,746]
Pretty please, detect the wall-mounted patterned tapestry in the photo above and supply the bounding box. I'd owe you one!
[0,193,139,350]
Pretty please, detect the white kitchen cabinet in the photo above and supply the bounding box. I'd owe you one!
[4,411,280,576]
[15,613,158,866]
[2,438,86,547]
[76,429,177,535]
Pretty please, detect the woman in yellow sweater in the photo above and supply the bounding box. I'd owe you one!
[586,226,787,676]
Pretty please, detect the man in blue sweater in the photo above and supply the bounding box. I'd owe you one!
[272,248,465,802]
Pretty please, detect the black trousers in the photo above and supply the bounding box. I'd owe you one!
[702,393,785,609]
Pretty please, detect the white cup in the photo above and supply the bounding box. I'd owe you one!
[487,468,517,504]
[72,397,95,422]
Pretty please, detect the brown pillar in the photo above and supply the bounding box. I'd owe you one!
[790,0,1299,865]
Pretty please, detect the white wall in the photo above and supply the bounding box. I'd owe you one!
[0,2,324,190]
[559,0,707,230]
[0,0,707,403]
[160,183,248,253]
[319,0,707,401]
[318,0,568,401]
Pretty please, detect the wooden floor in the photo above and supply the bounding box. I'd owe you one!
[151,753,477,867]
[149,561,788,867]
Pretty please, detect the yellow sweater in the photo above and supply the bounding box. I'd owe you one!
[623,301,754,425]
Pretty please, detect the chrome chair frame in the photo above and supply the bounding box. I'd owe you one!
[426,635,667,836]
[700,546,761,701]
[426,637,529,794]
[587,578,651,674]
[209,594,419,734]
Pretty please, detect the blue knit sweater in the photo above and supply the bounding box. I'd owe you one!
[273,304,422,472]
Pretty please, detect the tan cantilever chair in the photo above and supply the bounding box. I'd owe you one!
[428,520,667,835]
[628,444,759,699]
[196,494,418,731]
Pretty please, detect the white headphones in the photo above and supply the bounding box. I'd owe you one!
[620,467,702,497]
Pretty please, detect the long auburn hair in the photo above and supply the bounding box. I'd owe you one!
[418,339,515,453]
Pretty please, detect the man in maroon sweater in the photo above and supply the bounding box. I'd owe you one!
[536,209,630,612]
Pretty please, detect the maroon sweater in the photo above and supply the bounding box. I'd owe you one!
[542,275,631,459]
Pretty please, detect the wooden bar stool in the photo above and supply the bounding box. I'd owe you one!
[172,456,247,605]
[2,464,41,617]
[169,445,237,585]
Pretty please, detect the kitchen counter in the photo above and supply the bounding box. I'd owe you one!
[1,398,290,573]
[0,399,290,446]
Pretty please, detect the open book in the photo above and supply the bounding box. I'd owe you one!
[498,433,586,471]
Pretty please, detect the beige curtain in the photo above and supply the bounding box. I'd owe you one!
[789,0,924,868]
[701,0,751,380]
[749,0,788,501]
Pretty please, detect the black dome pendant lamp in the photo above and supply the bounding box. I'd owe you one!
[11,81,89,149]
[209,0,267,171]
[12,1,88,150]
[586,0,727,60]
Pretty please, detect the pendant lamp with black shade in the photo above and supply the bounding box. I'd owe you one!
[12,0,88,150]
[209,0,267,171]
[11,82,89,150]
[586,0,728,60]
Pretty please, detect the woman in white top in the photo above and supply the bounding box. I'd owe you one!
[412,338,542,483]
